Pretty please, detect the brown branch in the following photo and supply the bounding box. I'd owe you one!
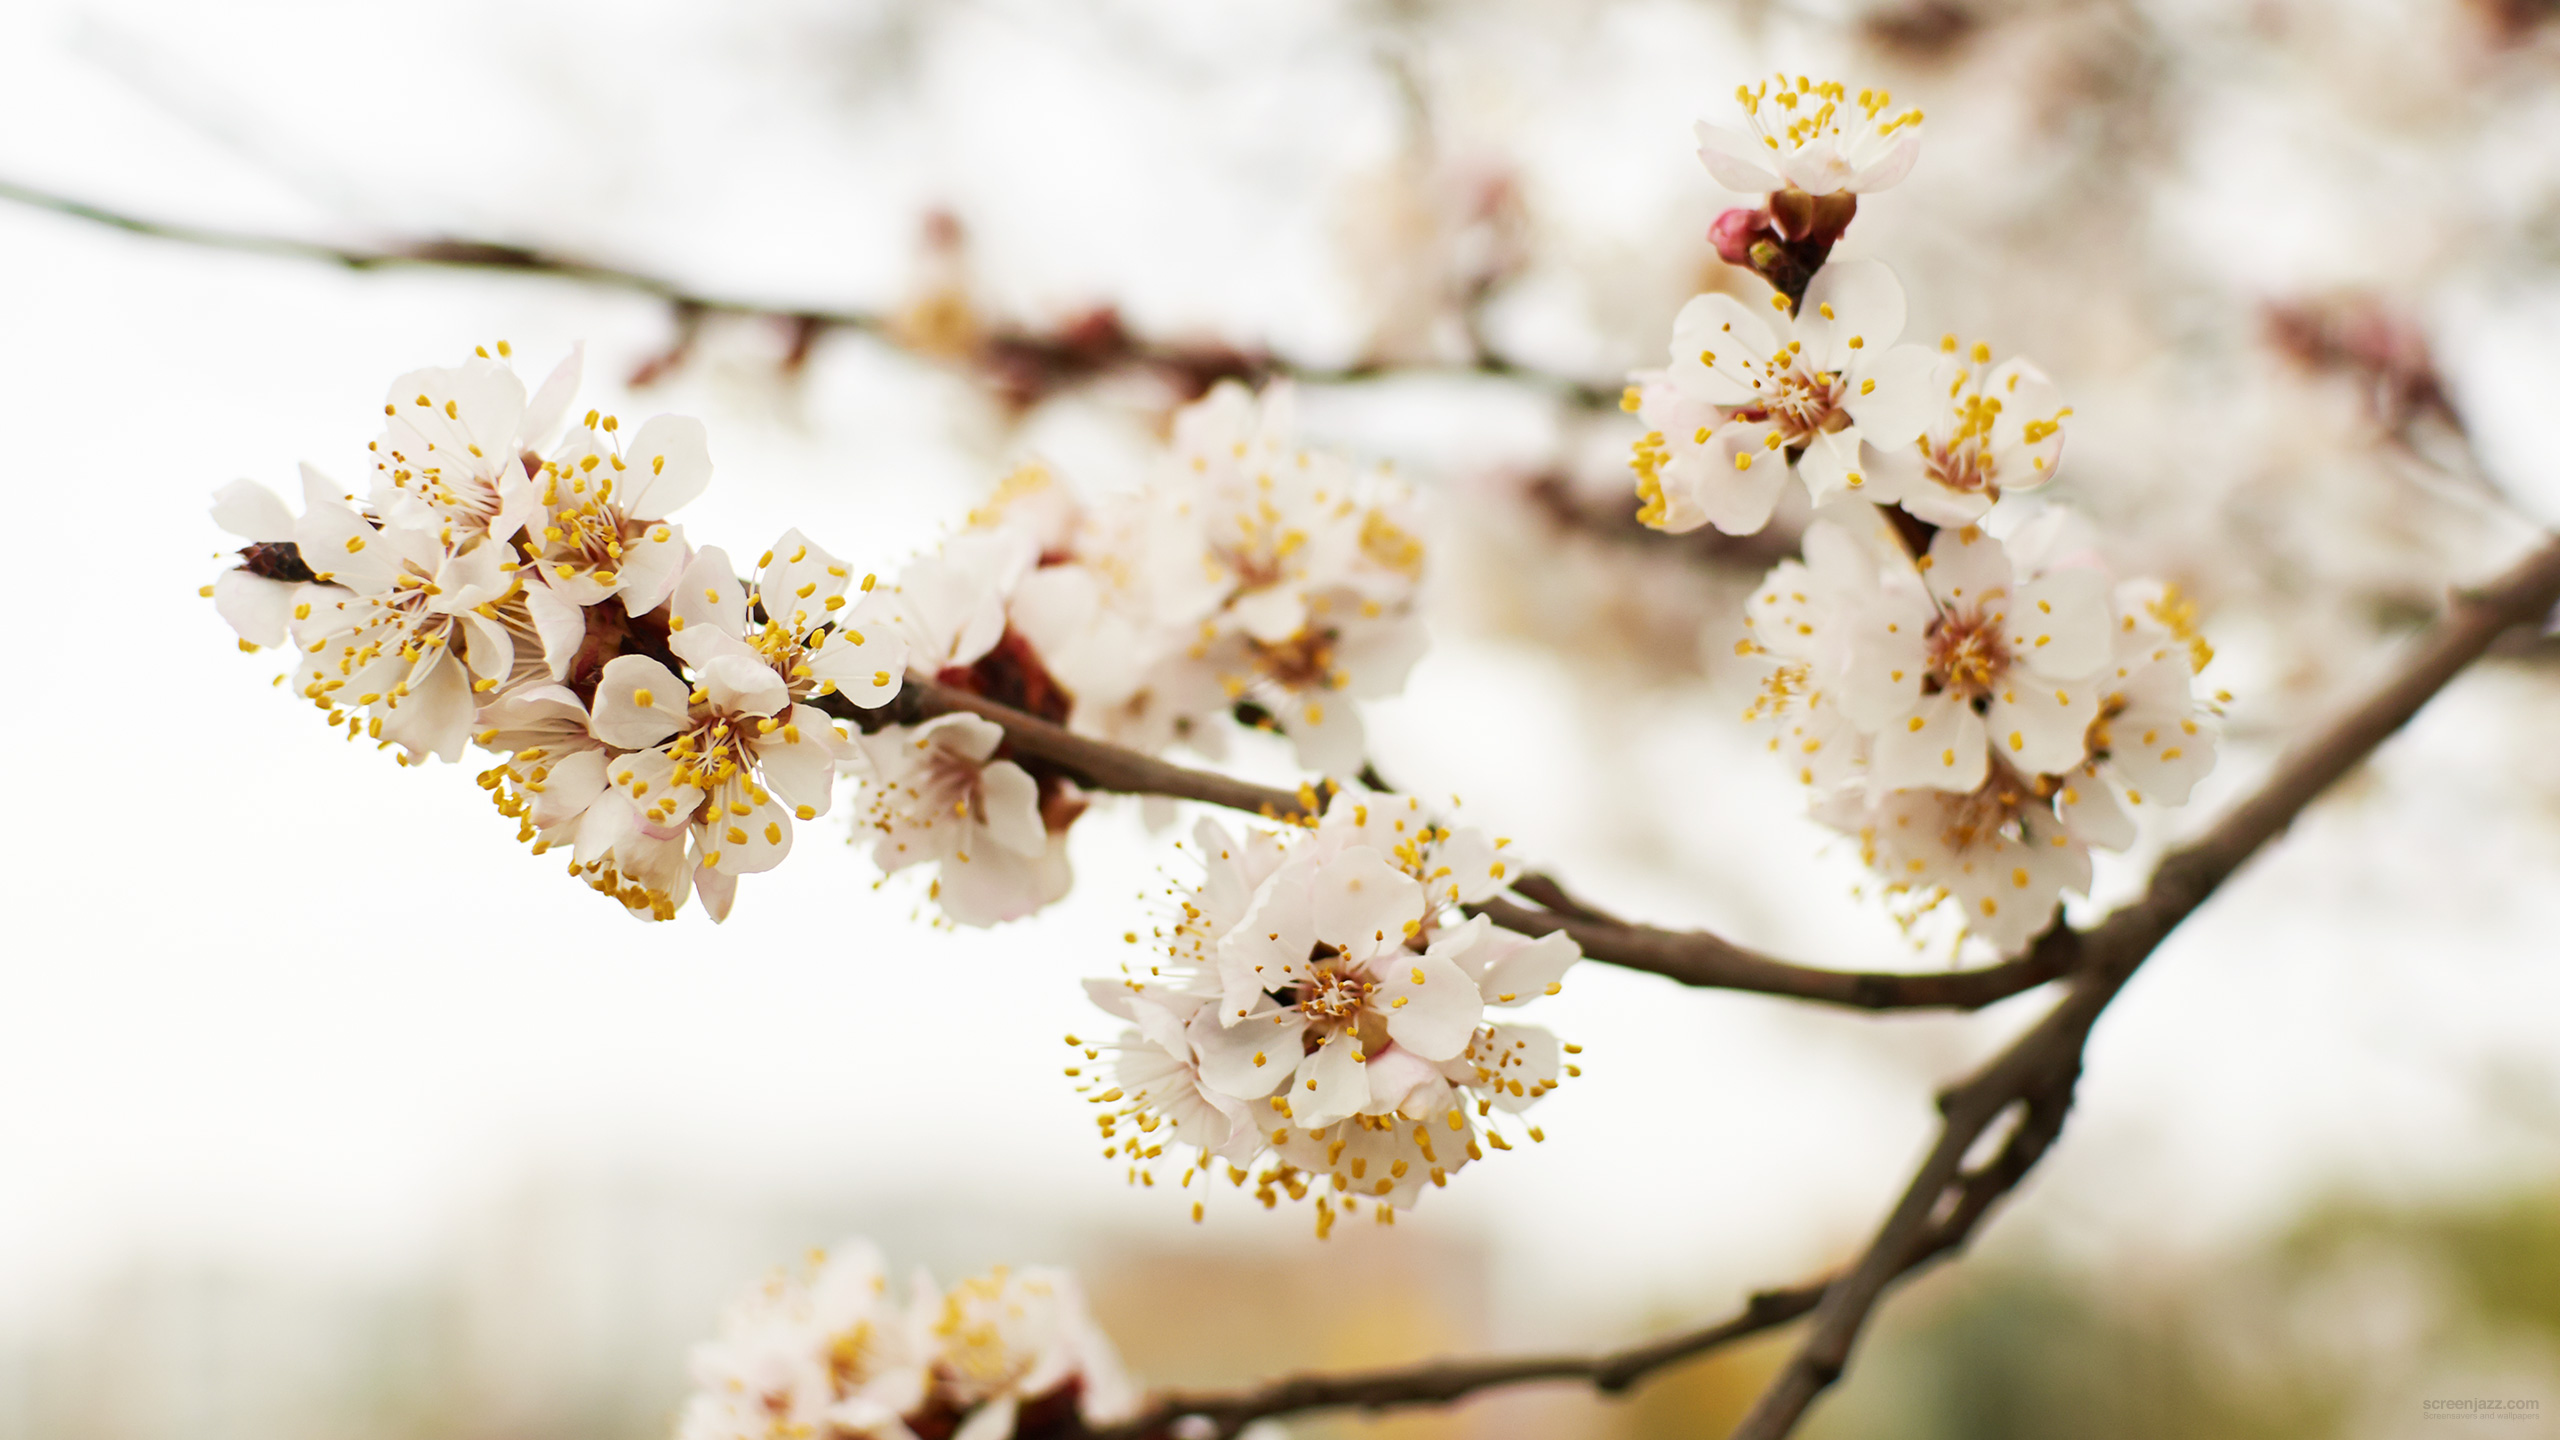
[826,680,2081,1009]
[1471,895,2078,1011]
[0,176,1620,409]
[1087,1282,1827,1440]
[1727,531,2560,1440]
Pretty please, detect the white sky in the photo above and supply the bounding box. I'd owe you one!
[2,0,2557,1370]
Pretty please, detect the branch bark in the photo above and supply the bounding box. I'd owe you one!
[0,176,1620,408]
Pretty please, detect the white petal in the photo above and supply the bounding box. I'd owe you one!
[1798,260,1907,371]
[590,655,689,748]
[702,653,788,717]
[1372,948,1483,1061]
[672,547,748,639]
[209,479,296,543]
[213,572,293,647]
[1693,119,1784,194]
[1841,344,1942,448]
[1192,1003,1302,1099]
[1870,690,1988,793]
[1474,928,1581,1007]
[2006,568,2112,680]
[1290,1032,1373,1129]
[974,759,1048,857]
[619,414,713,521]
[1985,681,2094,776]
[1310,847,1426,958]
[521,343,584,452]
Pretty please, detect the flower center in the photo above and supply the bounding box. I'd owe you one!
[1924,608,2004,700]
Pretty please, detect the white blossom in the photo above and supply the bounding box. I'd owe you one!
[1630,261,1937,536]
[205,474,329,649]
[1694,75,1925,198]
[1835,522,2114,793]
[1143,382,1429,774]
[1842,339,2072,525]
[1078,794,1578,1229]
[676,1244,1133,1440]
[366,344,576,543]
[289,480,521,764]
[850,713,1071,928]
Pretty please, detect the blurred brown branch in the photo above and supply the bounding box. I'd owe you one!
[0,176,1620,410]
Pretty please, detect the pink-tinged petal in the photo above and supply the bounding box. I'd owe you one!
[1776,134,1849,195]
[1310,847,1426,958]
[1693,119,1784,194]
[974,759,1047,857]
[1278,691,1368,777]
[1796,429,1871,507]
[755,707,844,815]
[1289,1032,1373,1129]
[590,655,689,748]
[1667,292,1781,405]
[756,528,851,634]
[213,571,294,647]
[1425,828,1506,906]
[1082,978,1141,1021]
[619,414,713,521]
[1840,344,1941,448]
[2006,568,2112,680]
[1216,865,1317,1019]
[1334,615,1427,699]
[1852,131,1921,192]
[668,621,761,672]
[292,500,398,594]
[1834,592,1934,728]
[1922,523,2013,613]
[1476,1024,1561,1114]
[1372,947,1482,1061]
[377,656,475,764]
[1984,680,2094,776]
[700,782,794,876]
[210,479,297,543]
[297,461,349,513]
[522,579,588,680]
[1473,928,1581,1007]
[459,610,514,682]
[2055,766,2135,852]
[2101,662,2217,806]
[614,523,688,615]
[1192,1002,1303,1099]
[526,747,609,829]
[521,343,584,452]
[1359,1042,1445,1118]
[937,832,1072,927]
[702,653,788,717]
[1798,260,1907,372]
[1871,690,1988,792]
[1656,418,1788,537]
[1230,585,1306,645]
[693,862,738,923]
[671,547,748,640]
[801,593,910,708]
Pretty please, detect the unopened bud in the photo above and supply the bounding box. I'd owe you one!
[1709,206,1774,266]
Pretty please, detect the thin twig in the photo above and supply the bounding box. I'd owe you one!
[0,176,1621,407]
[1086,1282,1827,1440]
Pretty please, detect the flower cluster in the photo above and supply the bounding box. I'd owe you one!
[1650,80,2222,955]
[846,382,1427,925]
[206,345,908,921]
[1075,790,1580,1232]
[676,1240,1134,1440]
[211,359,1424,928]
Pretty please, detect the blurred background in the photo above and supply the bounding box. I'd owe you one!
[4,0,2560,1436]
